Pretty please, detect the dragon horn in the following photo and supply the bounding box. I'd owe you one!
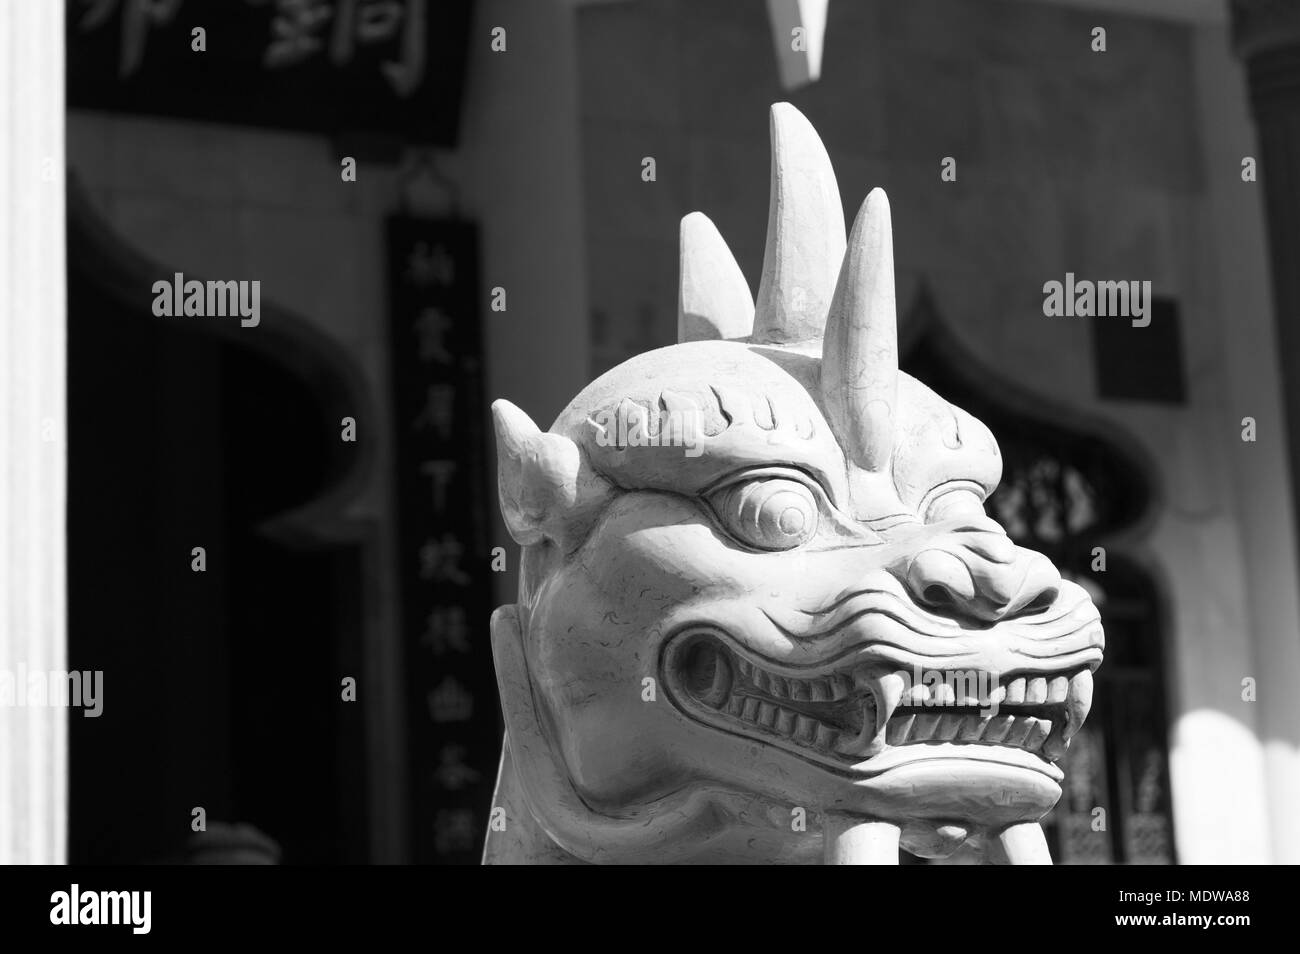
[821,187,898,473]
[753,102,846,344]
[678,212,755,342]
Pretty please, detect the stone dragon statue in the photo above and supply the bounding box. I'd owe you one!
[483,104,1103,864]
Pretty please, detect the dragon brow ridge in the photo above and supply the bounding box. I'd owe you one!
[584,384,818,447]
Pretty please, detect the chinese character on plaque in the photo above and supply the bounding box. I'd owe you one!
[427,677,473,723]
[412,385,455,440]
[406,241,455,288]
[433,808,476,854]
[412,307,453,364]
[263,0,334,69]
[433,745,482,791]
[421,606,470,656]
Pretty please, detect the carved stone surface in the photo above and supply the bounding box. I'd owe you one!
[484,104,1103,865]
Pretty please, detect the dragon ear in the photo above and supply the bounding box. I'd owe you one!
[491,400,583,547]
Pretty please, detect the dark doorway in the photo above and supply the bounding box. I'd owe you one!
[66,192,369,864]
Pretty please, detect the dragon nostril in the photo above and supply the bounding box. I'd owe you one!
[922,584,953,607]
[1022,586,1059,615]
[906,548,976,613]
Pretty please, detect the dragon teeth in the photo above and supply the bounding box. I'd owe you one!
[1025,676,1048,705]
[984,714,1015,743]
[1065,670,1093,735]
[957,715,986,742]
[887,714,914,745]
[934,714,962,741]
[794,714,817,743]
[1004,676,1026,705]
[911,714,941,741]
[1002,716,1034,747]
[1048,675,1069,704]
[873,671,906,732]
[1042,732,1068,761]
[829,674,851,700]
[701,652,1095,765]
[869,711,1063,750]
[1023,717,1051,752]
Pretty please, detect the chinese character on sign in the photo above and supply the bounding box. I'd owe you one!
[433,745,482,791]
[329,0,427,95]
[418,534,470,585]
[406,241,455,288]
[421,606,470,656]
[433,808,476,854]
[413,308,453,364]
[412,385,455,440]
[427,677,473,723]
[418,462,456,515]
[263,0,334,69]
[77,0,183,78]
[77,0,120,31]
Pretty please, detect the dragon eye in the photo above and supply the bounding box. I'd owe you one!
[708,477,819,551]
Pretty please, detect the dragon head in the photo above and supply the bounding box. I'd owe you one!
[486,104,1103,865]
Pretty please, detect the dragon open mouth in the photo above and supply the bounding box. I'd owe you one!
[667,633,1095,768]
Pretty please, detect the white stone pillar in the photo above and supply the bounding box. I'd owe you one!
[0,0,67,864]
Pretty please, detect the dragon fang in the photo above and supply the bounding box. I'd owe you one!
[483,103,1104,865]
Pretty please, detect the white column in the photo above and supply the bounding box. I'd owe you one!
[1226,0,1300,865]
[0,0,67,864]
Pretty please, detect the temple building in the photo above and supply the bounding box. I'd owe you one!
[3,0,1299,864]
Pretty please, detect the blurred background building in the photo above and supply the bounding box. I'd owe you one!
[3,0,1299,864]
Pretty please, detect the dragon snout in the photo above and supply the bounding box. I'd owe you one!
[899,529,1062,624]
